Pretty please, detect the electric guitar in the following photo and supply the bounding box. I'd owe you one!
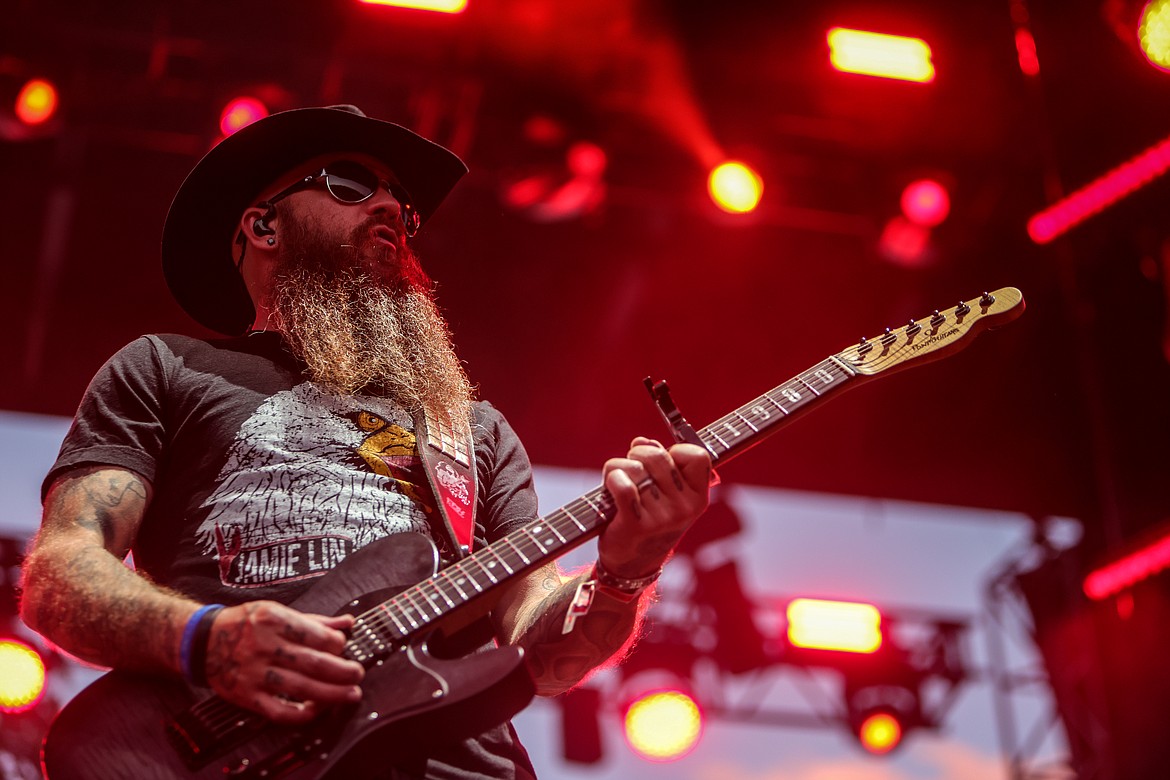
[42,288,1025,779]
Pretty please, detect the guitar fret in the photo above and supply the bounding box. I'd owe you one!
[430,581,456,608]
[469,555,499,584]
[485,545,515,575]
[798,377,821,396]
[413,588,443,617]
[711,429,729,448]
[441,568,471,600]
[380,604,410,635]
[561,507,589,533]
[523,527,550,555]
[765,393,789,415]
[734,411,758,432]
[502,536,532,565]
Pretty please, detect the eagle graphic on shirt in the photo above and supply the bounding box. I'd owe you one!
[195,382,437,588]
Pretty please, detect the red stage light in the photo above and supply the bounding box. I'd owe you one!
[787,598,883,653]
[1085,526,1170,600]
[708,161,763,214]
[827,28,935,83]
[858,710,904,755]
[220,97,269,137]
[1140,0,1170,71]
[1014,28,1040,76]
[15,79,58,126]
[900,179,950,227]
[1028,133,1170,243]
[0,639,46,714]
[358,0,467,12]
[623,689,703,762]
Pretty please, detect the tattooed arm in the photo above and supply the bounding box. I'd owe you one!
[495,438,710,696]
[21,466,364,725]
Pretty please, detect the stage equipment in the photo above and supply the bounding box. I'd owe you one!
[826,28,935,83]
[358,0,467,13]
[1139,0,1170,70]
[620,676,704,762]
[14,78,57,126]
[1028,131,1170,243]
[786,598,882,654]
[0,639,45,715]
[707,161,763,214]
[220,96,269,137]
[900,179,949,227]
[1084,517,1170,600]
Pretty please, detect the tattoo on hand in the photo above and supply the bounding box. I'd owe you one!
[671,468,684,492]
[280,624,307,643]
[273,645,297,665]
[265,669,284,691]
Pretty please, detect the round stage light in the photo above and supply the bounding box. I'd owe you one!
[900,179,950,227]
[0,639,46,714]
[623,688,703,761]
[220,97,269,137]
[708,161,763,214]
[1140,0,1170,71]
[15,79,58,126]
[858,710,904,755]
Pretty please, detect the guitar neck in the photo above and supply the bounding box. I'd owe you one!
[345,287,1025,662]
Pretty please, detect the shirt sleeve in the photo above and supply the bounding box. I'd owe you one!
[41,336,171,500]
[472,401,539,545]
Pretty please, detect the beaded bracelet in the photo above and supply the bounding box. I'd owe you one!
[180,604,225,687]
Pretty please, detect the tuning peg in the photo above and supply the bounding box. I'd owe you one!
[980,291,995,307]
[857,336,873,355]
[956,301,971,316]
[905,319,922,336]
[930,310,945,328]
[880,327,897,347]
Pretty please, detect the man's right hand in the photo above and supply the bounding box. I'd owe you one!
[204,601,365,725]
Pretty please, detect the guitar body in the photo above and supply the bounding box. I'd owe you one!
[43,534,535,780]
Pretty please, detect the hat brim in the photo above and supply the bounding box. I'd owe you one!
[162,106,468,335]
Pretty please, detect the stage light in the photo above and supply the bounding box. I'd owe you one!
[900,179,950,227]
[1140,0,1170,71]
[857,709,904,754]
[220,97,268,137]
[1084,522,1170,600]
[15,79,58,126]
[358,0,467,12]
[623,688,703,762]
[787,598,882,654]
[708,161,763,214]
[1028,132,1170,243]
[0,639,46,714]
[827,28,935,83]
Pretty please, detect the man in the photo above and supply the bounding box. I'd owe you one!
[20,105,710,778]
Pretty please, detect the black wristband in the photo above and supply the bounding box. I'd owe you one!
[188,605,224,688]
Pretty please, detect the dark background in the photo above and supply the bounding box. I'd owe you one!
[3,0,1168,560]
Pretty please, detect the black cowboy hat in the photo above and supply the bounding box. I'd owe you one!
[161,105,468,335]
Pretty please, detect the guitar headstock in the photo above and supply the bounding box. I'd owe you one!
[835,287,1025,376]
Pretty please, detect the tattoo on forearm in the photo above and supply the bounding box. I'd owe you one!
[516,577,643,695]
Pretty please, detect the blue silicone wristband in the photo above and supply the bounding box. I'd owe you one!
[180,604,224,684]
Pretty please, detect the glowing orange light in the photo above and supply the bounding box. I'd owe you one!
[708,161,763,214]
[220,97,269,137]
[15,78,58,126]
[358,0,467,12]
[0,640,46,714]
[787,598,882,653]
[900,179,950,226]
[858,711,903,755]
[827,28,935,83]
[1140,0,1170,72]
[623,689,703,761]
[1028,133,1170,243]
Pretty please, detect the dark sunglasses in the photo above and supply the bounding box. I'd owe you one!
[263,160,421,237]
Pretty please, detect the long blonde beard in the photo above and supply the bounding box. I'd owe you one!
[269,244,474,432]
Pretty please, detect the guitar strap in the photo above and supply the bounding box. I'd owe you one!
[413,405,477,561]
